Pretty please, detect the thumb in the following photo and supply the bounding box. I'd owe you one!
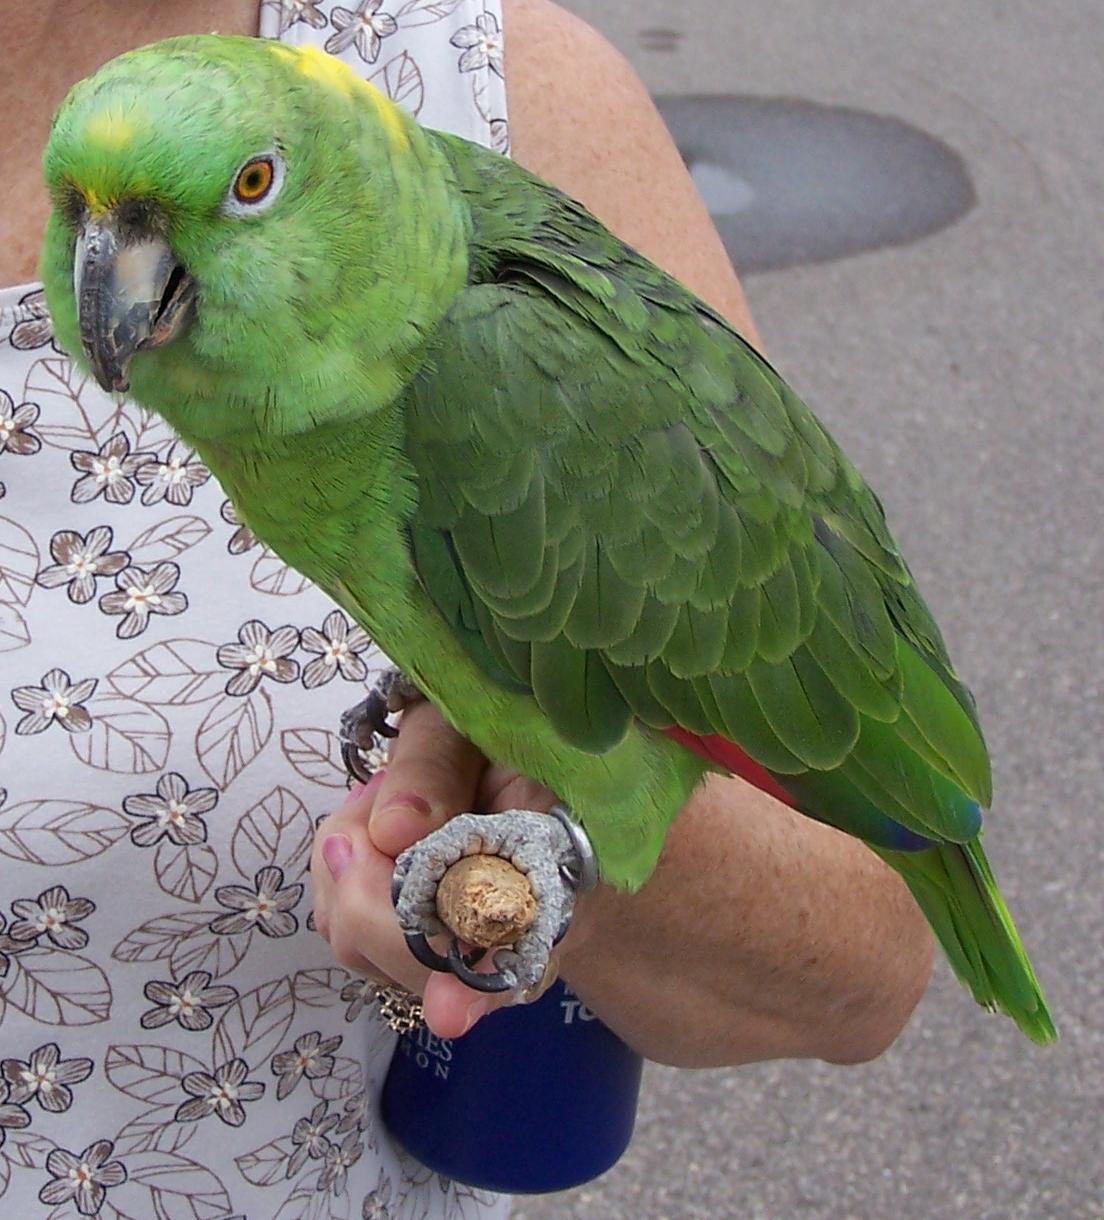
[367,699,486,858]
[421,970,510,1038]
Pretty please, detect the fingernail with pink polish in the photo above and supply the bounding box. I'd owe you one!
[322,833,353,882]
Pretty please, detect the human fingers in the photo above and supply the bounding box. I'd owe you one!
[314,794,545,1032]
[311,776,431,990]
[422,970,504,1038]
[325,704,578,1035]
[311,774,382,945]
[313,701,484,996]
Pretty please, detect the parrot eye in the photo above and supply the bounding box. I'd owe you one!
[223,150,286,216]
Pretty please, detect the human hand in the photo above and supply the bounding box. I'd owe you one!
[310,699,574,1039]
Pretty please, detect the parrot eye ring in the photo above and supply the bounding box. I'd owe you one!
[223,149,286,217]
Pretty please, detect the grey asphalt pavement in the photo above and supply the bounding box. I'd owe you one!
[513,2,1104,1217]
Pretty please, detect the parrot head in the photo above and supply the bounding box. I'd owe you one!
[41,35,468,438]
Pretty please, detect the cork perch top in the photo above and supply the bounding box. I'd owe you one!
[435,854,537,948]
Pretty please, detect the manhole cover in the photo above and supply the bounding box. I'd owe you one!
[656,95,976,272]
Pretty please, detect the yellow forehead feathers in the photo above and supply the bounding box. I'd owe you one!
[85,110,137,151]
[268,43,409,151]
[75,110,147,216]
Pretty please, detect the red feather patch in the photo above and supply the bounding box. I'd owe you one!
[662,726,797,808]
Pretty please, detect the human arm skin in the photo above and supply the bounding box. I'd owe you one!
[309,0,934,1068]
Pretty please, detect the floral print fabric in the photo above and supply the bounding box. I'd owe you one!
[0,3,509,1217]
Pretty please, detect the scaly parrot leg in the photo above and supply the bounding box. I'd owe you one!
[391,804,598,1000]
[339,667,425,782]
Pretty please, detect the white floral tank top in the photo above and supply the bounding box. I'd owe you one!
[0,3,511,1217]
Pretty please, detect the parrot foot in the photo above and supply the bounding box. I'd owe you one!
[339,668,425,783]
[392,804,598,1000]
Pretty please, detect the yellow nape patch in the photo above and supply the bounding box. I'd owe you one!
[269,42,409,150]
[85,110,137,150]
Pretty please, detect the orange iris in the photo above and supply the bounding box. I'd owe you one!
[233,158,275,203]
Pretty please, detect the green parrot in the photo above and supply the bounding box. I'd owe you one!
[40,35,1054,1042]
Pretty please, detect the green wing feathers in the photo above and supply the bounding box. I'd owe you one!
[406,135,1052,1040]
[406,147,988,834]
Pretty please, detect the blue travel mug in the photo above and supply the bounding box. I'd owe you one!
[381,979,644,1193]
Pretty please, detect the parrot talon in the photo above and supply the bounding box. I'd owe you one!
[390,862,407,909]
[340,738,376,785]
[363,687,400,740]
[447,940,514,993]
[339,668,425,782]
[403,930,452,973]
[549,802,599,894]
[403,930,488,976]
[391,807,597,1001]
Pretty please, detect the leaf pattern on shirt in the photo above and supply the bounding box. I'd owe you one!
[371,51,426,114]
[283,725,358,788]
[0,799,131,867]
[1,943,112,1027]
[196,688,276,789]
[69,692,171,772]
[0,515,39,609]
[0,4,510,1218]
[126,513,214,564]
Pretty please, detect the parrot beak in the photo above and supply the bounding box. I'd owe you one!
[74,209,196,393]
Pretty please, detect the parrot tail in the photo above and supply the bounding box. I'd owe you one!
[877,840,1056,1044]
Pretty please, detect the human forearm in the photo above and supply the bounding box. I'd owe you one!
[559,774,934,1066]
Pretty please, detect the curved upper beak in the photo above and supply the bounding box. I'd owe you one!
[74,209,195,393]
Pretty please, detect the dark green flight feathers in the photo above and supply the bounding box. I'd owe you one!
[39,36,1054,1042]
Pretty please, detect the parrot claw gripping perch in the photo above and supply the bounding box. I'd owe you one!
[340,668,425,783]
[339,671,597,998]
[391,804,598,999]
